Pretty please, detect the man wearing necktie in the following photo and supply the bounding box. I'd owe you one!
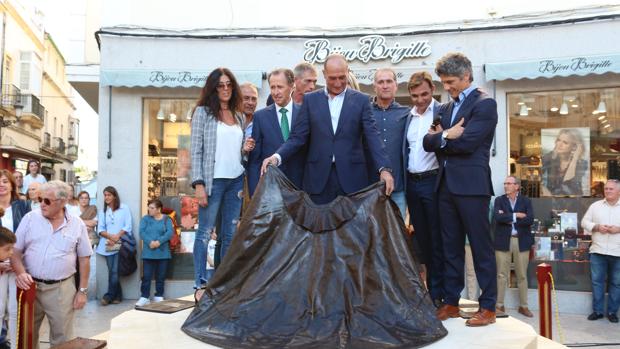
[423,52,498,327]
[247,69,306,196]
[262,54,393,204]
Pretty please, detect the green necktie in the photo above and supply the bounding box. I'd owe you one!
[279,108,289,140]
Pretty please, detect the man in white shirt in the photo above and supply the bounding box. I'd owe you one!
[403,71,444,307]
[581,179,620,323]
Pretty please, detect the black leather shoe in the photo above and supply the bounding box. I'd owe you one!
[608,313,619,323]
[587,312,604,320]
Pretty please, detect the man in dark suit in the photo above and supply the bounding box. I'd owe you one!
[403,71,445,307]
[262,54,394,204]
[248,68,305,196]
[493,176,534,317]
[423,52,498,326]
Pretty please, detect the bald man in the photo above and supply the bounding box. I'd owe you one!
[262,54,393,204]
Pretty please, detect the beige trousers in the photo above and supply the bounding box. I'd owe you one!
[32,277,76,349]
[496,236,530,308]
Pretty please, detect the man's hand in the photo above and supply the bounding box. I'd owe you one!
[210,231,217,241]
[609,225,620,234]
[597,224,613,233]
[261,155,279,176]
[515,212,527,219]
[445,118,465,140]
[15,272,33,290]
[428,123,443,135]
[0,261,12,274]
[380,170,394,196]
[195,184,208,207]
[243,137,255,152]
[73,292,87,310]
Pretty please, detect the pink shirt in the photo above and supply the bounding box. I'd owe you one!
[15,210,93,280]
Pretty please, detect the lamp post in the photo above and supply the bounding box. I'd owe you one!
[0,99,23,127]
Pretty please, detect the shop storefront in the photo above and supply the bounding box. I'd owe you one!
[95,8,620,302]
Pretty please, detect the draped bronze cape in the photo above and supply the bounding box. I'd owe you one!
[182,167,447,348]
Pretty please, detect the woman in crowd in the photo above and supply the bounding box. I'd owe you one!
[78,191,98,247]
[541,128,589,196]
[190,67,253,288]
[0,170,30,349]
[65,185,81,216]
[97,186,132,305]
[21,160,46,195]
[135,199,173,307]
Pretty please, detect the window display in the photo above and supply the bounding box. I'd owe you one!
[144,98,196,280]
[508,87,619,291]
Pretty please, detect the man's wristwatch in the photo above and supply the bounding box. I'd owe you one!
[378,167,392,174]
[442,130,449,140]
[78,287,88,295]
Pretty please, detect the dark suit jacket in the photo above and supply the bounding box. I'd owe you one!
[422,88,497,196]
[277,89,390,195]
[402,100,442,191]
[248,103,305,196]
[493,194,534,252]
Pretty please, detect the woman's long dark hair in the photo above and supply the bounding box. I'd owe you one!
[196,67,241,121]
[103,186,120,212]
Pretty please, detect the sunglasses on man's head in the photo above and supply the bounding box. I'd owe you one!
[37,197,61,205]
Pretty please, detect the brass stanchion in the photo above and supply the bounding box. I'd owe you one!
[536,263,552,339]
[16,286,36,349]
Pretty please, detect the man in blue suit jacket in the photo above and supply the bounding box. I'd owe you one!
[262,54,394,204]
[493,176,534,317]
[247,69,305,196]
[423,53,498,326]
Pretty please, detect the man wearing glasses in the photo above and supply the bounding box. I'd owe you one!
[10,181,93,347]
[493,176,534,317]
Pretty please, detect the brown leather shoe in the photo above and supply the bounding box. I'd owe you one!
[465,309,496,327]
[436,304,460,320]
[518,307,534,317]
[496,305,505,312]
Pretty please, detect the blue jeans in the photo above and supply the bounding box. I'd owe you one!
[104,253,122,301]
[590,253,620,315]
[194,175,244,287]
[141,259,169,298]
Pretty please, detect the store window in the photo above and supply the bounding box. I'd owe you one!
[144,98,196,280]
[508,86,619,291]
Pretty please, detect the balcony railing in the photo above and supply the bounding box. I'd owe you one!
[67,144,78,158]
[53,137,65,154]
[1,84,22,108]
[43,132,51,148]
[21,94,45,121]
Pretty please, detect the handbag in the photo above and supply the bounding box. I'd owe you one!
[118,233,137,276]
[105,240,122,252]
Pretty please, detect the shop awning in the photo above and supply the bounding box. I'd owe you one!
[100,69,263,88]
[485,53,620,81]
[0,145,62,163]
[349,66,436,86]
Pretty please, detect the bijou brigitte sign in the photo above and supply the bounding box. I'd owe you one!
[303,35,431,64]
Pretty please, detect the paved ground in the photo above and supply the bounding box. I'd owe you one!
[31,301,620,349]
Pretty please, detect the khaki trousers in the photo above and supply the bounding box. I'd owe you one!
[496,237,530,308]
[32,277,75,349]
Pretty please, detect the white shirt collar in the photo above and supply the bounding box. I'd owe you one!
[411,99,436,117]
[275,99,293,115]
[324,87,347,100]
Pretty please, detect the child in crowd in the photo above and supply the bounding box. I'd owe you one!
[0,209,17,349]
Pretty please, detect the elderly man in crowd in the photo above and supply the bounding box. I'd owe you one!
[582,179,620,323]
[240,82,259,138]
[292,62,318,105]
[11,181,93,348]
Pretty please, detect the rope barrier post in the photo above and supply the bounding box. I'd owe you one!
[537,263,552,339]
[17,286,36,349]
